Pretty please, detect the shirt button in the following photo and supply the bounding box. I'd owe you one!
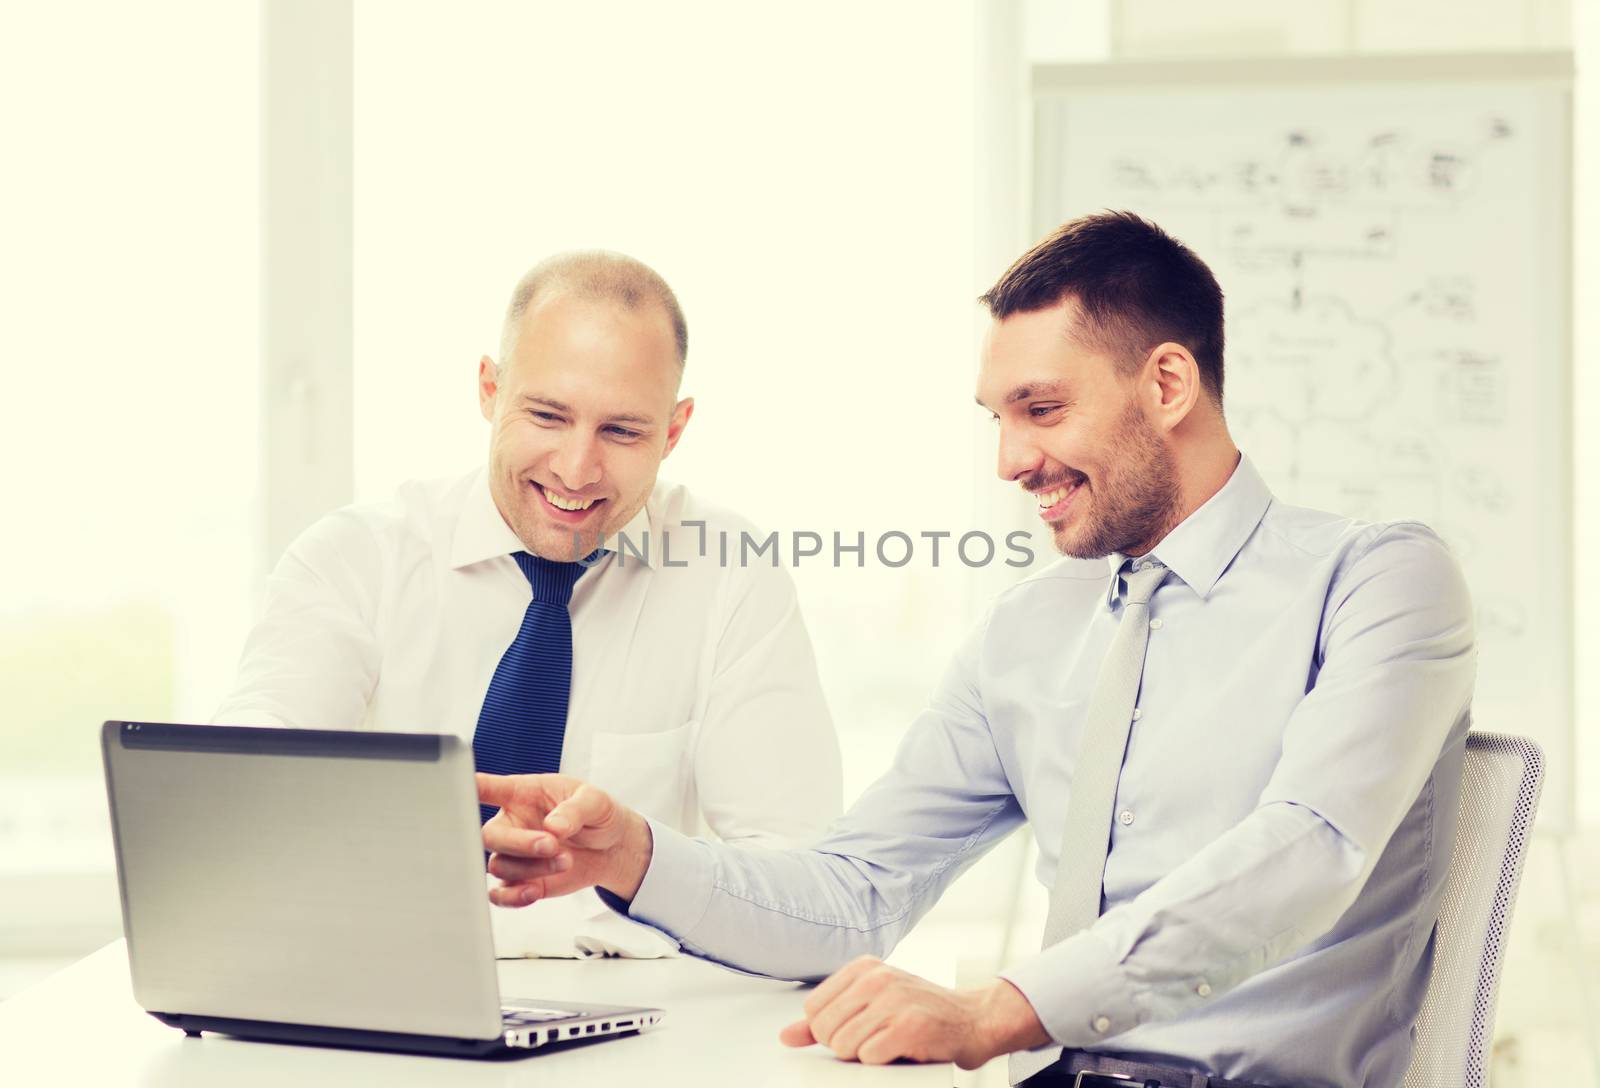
[1091,1015,1112,1034]
[1134,561,1150,572]
[1149,618,1164,630]
[1131,708,1143,721]
[1196,981,1213,998]
[1118,810,1135,826]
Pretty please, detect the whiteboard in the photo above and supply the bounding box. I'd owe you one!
[1033,54,1574,828]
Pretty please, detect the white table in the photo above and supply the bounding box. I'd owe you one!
[0,941,952,1086]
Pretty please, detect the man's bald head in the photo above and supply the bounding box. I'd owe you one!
[479,250,696,563]
[499,251,688,374]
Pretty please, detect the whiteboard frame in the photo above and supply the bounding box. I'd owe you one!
[1030,51,1576,831]
[1034,51,1574,92]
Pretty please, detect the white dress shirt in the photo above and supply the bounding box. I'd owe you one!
[621,455,1474,1087]
[215,468,843,954]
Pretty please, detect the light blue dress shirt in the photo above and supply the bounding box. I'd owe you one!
[622,454,1475,1088]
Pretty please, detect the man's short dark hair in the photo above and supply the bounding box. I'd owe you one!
[978,211,1225,405]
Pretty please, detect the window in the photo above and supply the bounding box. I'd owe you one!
[0,1,259,958]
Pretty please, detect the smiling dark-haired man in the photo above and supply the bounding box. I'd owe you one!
[475,213,1475,1087]
[217,250,842,957]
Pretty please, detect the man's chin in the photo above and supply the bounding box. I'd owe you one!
[527,527,609,561]
[1051,524,1113,562]
[1047,524,1076,558]
[507,513,603,560]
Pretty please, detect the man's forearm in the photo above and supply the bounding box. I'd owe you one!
[621,821,927,981]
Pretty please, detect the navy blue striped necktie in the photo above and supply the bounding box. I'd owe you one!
[473,551,595,824]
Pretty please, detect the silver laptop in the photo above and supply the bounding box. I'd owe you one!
[101,720,662,1056]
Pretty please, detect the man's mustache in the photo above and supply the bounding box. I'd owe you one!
[1019,468,1086,493]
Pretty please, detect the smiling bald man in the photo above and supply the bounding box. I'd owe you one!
[215,251,842,955]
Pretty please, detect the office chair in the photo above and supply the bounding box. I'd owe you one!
[1403,731,1546,1088]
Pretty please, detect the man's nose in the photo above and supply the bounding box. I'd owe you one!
[548,432,603,492]
[995,424,1044,483]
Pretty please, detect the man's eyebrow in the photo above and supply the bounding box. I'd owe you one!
[521,395,572,412]
[520,395,656,427]
[1004,381,1073,404]
[974,381,1075,409]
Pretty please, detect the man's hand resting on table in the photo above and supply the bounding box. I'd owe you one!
[781,956,1050,1069]
[476,773,654,905]
[476,773,1050,1069]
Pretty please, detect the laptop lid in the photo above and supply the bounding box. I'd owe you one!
[102,721,503,1041]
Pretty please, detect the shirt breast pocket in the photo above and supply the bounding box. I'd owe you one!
[585,721,696,830]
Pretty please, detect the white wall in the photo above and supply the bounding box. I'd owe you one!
[349,0,986,778]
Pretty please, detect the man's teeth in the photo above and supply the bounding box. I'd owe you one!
[543,487,597,512]
[1037,484,1074,509]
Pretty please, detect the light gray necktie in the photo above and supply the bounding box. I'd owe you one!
[1011,559,1168,1085]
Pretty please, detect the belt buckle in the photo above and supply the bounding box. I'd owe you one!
[1072,1075,1141,1088]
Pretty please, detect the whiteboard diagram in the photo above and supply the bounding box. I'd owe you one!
[1034,57,1573,825]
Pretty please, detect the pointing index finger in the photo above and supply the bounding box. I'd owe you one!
[476,773,517,808]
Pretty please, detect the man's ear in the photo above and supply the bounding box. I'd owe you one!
[1144,343,1201,432]
[663,397,695,458]
[478,356,499,422]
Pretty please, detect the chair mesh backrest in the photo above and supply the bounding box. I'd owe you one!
[1403,731,1545,1088]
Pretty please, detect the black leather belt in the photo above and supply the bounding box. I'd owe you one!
[1020,1049,1279,1088]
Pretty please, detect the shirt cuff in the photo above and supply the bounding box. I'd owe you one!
[603,819,717,942]
[999,929,1142,1047]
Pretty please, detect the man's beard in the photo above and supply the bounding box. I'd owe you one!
[1052,402,1181,560]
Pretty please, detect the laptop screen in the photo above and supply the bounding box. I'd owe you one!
[102,722,503,1040]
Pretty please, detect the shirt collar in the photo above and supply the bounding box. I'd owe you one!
[449,469,659,571]
[1104,452,1272,608]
